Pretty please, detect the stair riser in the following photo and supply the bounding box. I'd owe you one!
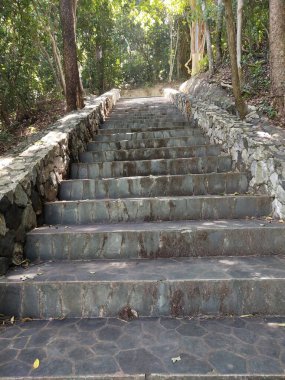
[79,145,221,162]
[26,227,283,261]
[1,279,284,318]
[59,173,248,200]
[71,156,233,179]
[103,122,189,130]
[45,197,272,225]
[95,128,204,142]
[87,136,209,152]
[97,125,195,134]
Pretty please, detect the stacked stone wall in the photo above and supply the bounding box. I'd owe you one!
[164,85,285,219]
[0,89,120,274]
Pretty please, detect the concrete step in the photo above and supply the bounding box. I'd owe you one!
[25,219,284,261]
[94,128,204,142]
[87,136,209,152]
[2,256,285,318]
[79,145,222,162]
[1,316,284,379]
[44,195,272,225]
[71,156,233,179]
[97,125,196,134]
[59,173,248,200]
[102,121,189,129]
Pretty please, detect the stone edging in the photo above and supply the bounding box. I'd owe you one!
[164,88,285,219]
[0,89,120,273]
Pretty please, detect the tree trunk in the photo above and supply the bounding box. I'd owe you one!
[201,0,214,75]
[236,0,244,84]
[49,31,66,95]
[190,0,205,76]
[60,0,84,111]
[36,38,62,92]
[169,21,180,83]
[224,0,247,119]
[269,0,285,117]
[216,0,224,66]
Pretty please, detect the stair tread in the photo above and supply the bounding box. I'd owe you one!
[4,255,285,283]
[47,194,272,205]
[62,171,246,182]
[28,218,281,235]
[1,316,284,379]
[84,143,216,154]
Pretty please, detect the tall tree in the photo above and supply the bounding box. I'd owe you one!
[236,0,244,84]
[60,0,84,111]
[216,0,224,66]
[224,0,247,119]
[201,0,214,75]
[269,0,285,117]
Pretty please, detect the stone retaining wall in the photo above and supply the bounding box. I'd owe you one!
[0,89,120,274]
[164,87,285,219]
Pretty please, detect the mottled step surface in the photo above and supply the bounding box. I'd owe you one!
[1,316,285,379]
[80,144,221,162]
[102,121,189,129]
[59,172,248,200]
[94,127,204,142]
[97,124,196,134]
[71,156,233,179]
[26,219,284,261]
[45,195,272,225]
[2,256,285,318]
[87,135,209,152]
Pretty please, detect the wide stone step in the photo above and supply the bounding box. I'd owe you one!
[44,195,272,225]
[2,256,285,318]
[102,121,190,129]
[0,316,284,379]
[25,219,285,261]
[79,145,221,162]
[59,173,248,200]
[95,128,204,142]
[71,156,233,179]
[87,135,209,152]
[97,124,195,134]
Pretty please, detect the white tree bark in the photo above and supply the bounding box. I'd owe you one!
[201,0,214,75]
[237,0,244,83]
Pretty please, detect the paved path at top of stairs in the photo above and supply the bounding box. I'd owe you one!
[1,96,285,379]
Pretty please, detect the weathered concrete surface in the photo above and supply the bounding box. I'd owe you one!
[1,256,285,318]
[79,144,222,162]
[94,127,204,141]
[0,90,120,271]
[71,156,233,179]
[25,219,285,261]
[44,195,272,225]
[0,316,285,379]
[59,173,248,200]
[87,135,209,151]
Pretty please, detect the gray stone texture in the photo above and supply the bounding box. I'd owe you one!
[1,316,285,378]
[164,79,285,218]
[0,90,120,268]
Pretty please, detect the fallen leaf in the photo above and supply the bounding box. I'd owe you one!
[268,322,285,327]
[33,359,40,369]
[171,356,181,363]
[21,317,33,323]
[240,314,253,318]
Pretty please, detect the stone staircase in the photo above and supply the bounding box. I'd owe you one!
[1,96,285,378]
